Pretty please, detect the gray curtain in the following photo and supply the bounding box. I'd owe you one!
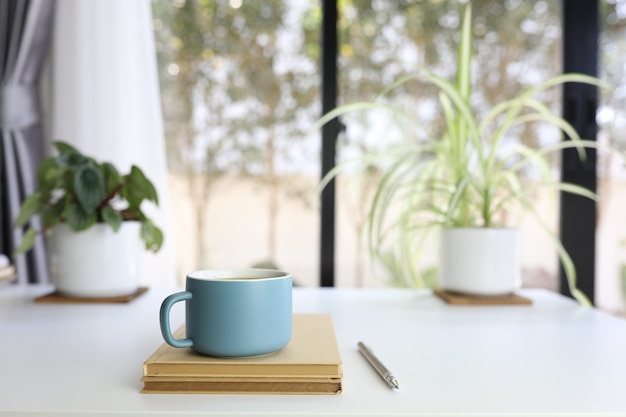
[1,0,55,284]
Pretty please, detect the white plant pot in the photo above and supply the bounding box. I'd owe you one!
[49,222,141,298]
[439,227,521,296]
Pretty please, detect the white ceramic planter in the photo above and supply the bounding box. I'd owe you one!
[49,222,141,297]
[439,227,521,296]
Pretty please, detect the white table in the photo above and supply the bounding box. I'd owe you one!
[1,285,625,416]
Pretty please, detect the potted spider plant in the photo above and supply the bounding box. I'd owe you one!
[13,141,163,297]
[318,4,607,305]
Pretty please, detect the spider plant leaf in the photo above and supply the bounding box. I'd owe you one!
[507,138,592,178]
[505,144,555,186]
[547,182,598,200]
[420,71,481,141]
[439,93,465,163]
[515,187,591,305]
[456,3,473,101]
[367,152,418,251]
[313,101,422,135]
[378,73,423,97]
[532,73,609,94]
[445,176,471,226]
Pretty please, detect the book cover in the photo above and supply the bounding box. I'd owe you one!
[141,376,342,395]
[142,314,342,378]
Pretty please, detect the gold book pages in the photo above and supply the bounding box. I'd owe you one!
[141,378,342,395]
[141,375,343,395]
[142,376,342,383]
[143,314,342,378]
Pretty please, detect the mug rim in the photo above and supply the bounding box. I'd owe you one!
[187,268,290,281]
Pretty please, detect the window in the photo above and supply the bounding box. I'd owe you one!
[153,0,322,286]
[153,0,625,314]
[598,0,626,315]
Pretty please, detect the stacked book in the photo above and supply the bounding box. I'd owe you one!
[141,314,343,394]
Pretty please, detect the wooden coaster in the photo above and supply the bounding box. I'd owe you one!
[433,288,532,305]
[34,287,149,304]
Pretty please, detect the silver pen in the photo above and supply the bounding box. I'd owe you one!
[357,341,399,389]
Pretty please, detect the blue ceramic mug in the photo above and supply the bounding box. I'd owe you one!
[159,269,292,357]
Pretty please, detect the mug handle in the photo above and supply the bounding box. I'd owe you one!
[159,291,193,348]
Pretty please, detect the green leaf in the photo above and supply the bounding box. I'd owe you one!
[42,197,67,229]
[74,165,106,213]
[13,228,37,255]
[54,142,91,169]
[101,206,123,232]
[14,192,45,228]
[54,141,80,154]
[122,165,159,208]
[101,162,122,194]
[56,151,88,168]
[64,204,96,231]
[572,288,593,307]
[456,3,472,100]
[140,220,164,253]
[36,157,64,188]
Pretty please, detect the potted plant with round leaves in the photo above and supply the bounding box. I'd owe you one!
[14,141,164,297]
[317,4,613,305]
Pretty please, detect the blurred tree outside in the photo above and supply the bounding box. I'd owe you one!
[153,0,319,270]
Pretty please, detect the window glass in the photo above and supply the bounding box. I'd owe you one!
[153,0,321,286]
[598,0,626,315]
[154,0,608,295]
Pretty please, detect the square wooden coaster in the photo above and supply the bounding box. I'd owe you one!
[34,287,149,304]
[433,288,532,305]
